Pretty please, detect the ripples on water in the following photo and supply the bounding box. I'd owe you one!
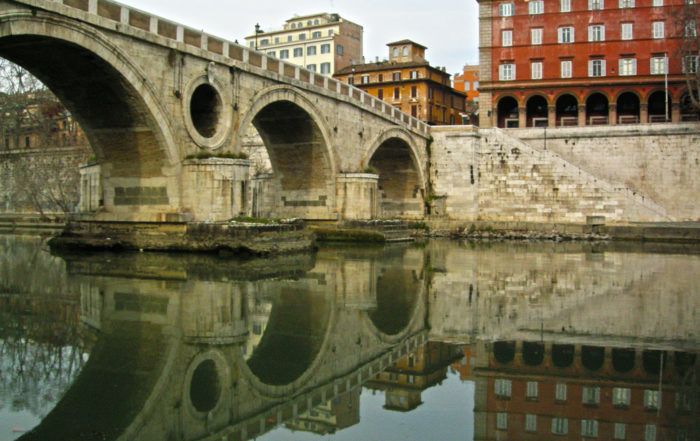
[0,235,698,441]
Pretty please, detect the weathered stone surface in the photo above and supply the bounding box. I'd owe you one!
[48,220,315,255]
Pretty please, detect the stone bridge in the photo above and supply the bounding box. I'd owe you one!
[0,0,431,222]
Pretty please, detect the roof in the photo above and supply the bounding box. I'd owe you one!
[386,40,427,50]
[334,60,432,76]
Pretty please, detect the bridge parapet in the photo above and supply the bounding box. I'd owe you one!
[18,0,430,138]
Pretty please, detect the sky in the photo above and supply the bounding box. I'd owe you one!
[116,0,480,78]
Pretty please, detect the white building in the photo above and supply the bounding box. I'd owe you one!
[244,13,363,75]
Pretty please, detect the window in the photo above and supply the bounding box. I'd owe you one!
[496,413,508,430]
[393,87,400,99]
[320,43,330,54]
[502,30,513,46]
[298,33,306,40]
[685,20,697,37]
[306,64,316,72]
[531,28,543,45]
[589,0,604,9]
[307,46,316,55]
[589,59,606,77]
[561,0,572,12]
[320,62,330,74]
[499,2,514,16]
[328,29,333,36]
[677,390,693,410]
[392,47,399,57]
[474,80,479,89]
[495,379,512,397]
[464,82,471,91]
[531,61,543,79]
[619,58,637,75]
[311,31,321,38]
[361,75,369,84]
[555,383,567,401]
[613,387,631,406]
[525,414,537,431]
[561,60,572,78]
[619,0,634,7]
[650,57,667,74]
[653,21,664,38]
[589,25,605,41]
[307,20,312,25]
[614,423,626,439]
[401,46,408,56]
[279,49,289,59]
[644,425,656,441]
[393,72,401,81]
[293,47,303,57]
[267,51,276,57]
[378,74,384,82]
[410,70,419,79]
[377,89,383,99]
[621,23,633,40]
[581,420,599,437]
[552,418,568,435]
[314,19,319,25]
[582,387,600,404]
[287,35,293,42]
[259,39,268,47]
[274,37,279,44]
[291,23,296,29]
[347,77,354,85]
[558,26,575,43]
[644,390,660,409]
[499,64,516,80]
[411,86,417,97]
[529,0,544,14]
[337,44,344,55]
[653,0,663,6]
[526,381,538,399]
[249,41,254,47]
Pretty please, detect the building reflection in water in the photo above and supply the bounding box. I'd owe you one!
[0,236,698,441]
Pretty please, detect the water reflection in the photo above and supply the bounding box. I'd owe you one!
[0,236,698,441]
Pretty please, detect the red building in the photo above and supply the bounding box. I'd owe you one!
[477,0,699,127]
[454,64,481,102]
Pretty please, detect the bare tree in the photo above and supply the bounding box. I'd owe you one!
[673,1,700,111]
[0,58,89,217]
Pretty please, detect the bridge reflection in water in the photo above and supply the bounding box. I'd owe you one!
[0,237,698,440]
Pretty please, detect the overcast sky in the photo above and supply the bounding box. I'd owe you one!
[117,0,479,77]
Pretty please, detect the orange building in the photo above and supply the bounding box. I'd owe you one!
[454,64,480,102]
[333,40,467,125]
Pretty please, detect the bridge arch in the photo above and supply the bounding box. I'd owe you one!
[363,128,426,218]
[236,287,337,399]
[0,12,179,209]
[235,85,337,219]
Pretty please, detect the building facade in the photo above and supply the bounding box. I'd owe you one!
[477,0,698,127]
[454,64,481,102]
[333,40,467,125]
[244,13,363,75]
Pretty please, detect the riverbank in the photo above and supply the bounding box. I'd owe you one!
[422,220,700,244]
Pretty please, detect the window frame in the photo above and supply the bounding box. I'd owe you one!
[653,21,665,38]
[561,60,573,78]
[531,61,543,79]
[499,2,514,16]
[499,64,516,81]
[619,58,637,76]
[558,26,575,43]
[502,29,513,47]
[621,22,633,40]
[531,28,543,45]
[588,25,606,42]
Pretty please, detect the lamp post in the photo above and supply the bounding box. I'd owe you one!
[664,53,669,122]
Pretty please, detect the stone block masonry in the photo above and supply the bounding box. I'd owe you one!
[430,124,697,224]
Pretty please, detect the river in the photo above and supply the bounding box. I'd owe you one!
[1,234,698,441]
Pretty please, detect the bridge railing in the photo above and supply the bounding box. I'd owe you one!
[33,0,430,136]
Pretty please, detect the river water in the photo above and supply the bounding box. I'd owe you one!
[0,234,698,441]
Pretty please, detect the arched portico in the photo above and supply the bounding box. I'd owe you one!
[616,91,640,124]
[0,14,179,219]
[363,128,426,219]
[235,86,337,220]
[586,92,609,125]
[496,96,519,128]
[647,90,672,122]
[555,94,579,126]
[526,95,549,127]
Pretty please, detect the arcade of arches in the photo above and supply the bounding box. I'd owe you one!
[494,90,698,128]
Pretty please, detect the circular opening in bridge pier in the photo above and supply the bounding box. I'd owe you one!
[189,359,221,412]
[190,84,222,138]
